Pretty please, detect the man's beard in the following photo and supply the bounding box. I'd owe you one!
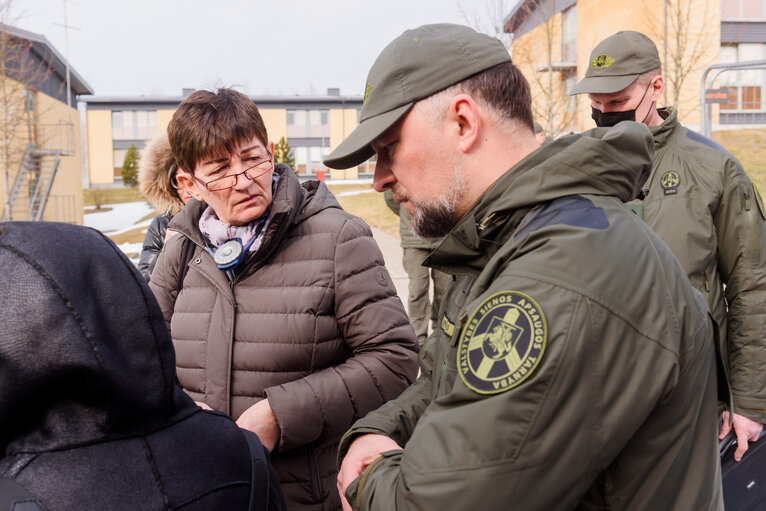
[402,163,467,239]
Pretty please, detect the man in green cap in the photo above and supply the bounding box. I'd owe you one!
[572,30,766,461]
[325,23,723,510]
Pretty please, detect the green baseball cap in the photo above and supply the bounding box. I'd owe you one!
[570,31,661,95]
[323,23,511,169]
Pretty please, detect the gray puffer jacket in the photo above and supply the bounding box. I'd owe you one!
[149,165,418,511]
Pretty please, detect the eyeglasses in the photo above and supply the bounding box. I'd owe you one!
[194,156,273,191]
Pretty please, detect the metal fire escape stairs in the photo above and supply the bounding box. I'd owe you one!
[3,90,70,222]
[4,146,62,221]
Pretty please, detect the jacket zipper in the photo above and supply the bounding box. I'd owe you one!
[308,443,322,502]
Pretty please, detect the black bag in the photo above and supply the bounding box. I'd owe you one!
[1,432,285,511]
[241,429,287,511]
[721,431,766,510]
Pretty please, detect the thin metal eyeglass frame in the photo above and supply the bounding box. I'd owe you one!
[193,156,273,191]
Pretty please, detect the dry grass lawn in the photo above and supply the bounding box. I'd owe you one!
[713,129,766,192]
[110,225,149,245]
[331,188,400,239]
[84,187,145,207]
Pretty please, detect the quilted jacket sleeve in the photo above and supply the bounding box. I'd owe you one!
[148,232,183,331]
[265,216,419,452]
[337,333,440,465]
[716,158,766,421]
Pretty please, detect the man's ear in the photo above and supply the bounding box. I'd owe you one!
[176,169,203,201]
[651,75,665,103]
[267,141,275,157]
[446,93,482,153]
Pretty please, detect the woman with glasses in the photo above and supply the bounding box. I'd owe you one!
[149,88,418,511]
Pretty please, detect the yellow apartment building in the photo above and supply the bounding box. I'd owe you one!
[1,24,92,224]
[83,88,366,186]
[505,0,766,135]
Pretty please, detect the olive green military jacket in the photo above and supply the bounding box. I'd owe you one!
[383,189,443,250]
[339,123,724,510]
[627,107,766,422]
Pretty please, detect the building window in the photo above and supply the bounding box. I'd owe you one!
[358,153,377,174]
[290,145,330,175]
[718,43,766,111]
[112,110,157,140]
[113,149,128,177]
[293,146,308,174]
[287,109,330,138]
[562,6,577,63]
[722,0,765,18]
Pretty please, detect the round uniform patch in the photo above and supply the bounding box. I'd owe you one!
[458,291,547,395]
[661,170,680,195]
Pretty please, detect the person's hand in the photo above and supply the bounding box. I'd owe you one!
[195,401,213,411]
[337,434,401,511]
[720,411,763,461]
[236,399,281,452]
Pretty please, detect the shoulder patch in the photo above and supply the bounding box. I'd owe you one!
[515,195,608,241]
[660,170,680,195]
[685,130,727,152]
[458,291,547,395]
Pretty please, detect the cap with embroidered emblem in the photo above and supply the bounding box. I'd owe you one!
[570,31,661,95]
[323,23,511,169]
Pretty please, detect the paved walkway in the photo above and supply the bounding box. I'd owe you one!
[370,227,408,308]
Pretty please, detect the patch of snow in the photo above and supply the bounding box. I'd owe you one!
[108,219,154,237]
[83,202,154,233]
[118,241,144,254]
[335,189,375,197]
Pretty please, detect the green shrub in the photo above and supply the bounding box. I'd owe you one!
[121,144,139,187]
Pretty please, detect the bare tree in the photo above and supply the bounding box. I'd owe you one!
[643,0,716,115]
[0,1,58,219]
[457,0,516,49]
[459,0,575,137]
[506,0,577,137]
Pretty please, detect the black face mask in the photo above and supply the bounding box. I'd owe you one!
[591,82,654,128]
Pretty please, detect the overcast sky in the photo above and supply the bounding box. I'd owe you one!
[14,0,514,98]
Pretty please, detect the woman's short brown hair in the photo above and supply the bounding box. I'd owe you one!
[168,88,269,174]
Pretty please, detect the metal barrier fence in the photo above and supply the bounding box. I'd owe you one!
[700,60,766,192]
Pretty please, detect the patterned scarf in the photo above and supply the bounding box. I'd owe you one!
[198,173,280,253]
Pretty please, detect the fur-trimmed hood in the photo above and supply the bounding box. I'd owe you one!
[138,133,184,216]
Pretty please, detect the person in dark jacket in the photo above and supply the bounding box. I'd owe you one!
[137,132,193,282]
[0,221,285,511]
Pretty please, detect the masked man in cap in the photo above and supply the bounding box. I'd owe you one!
[572,31,766,461]
[325,23,723,510]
